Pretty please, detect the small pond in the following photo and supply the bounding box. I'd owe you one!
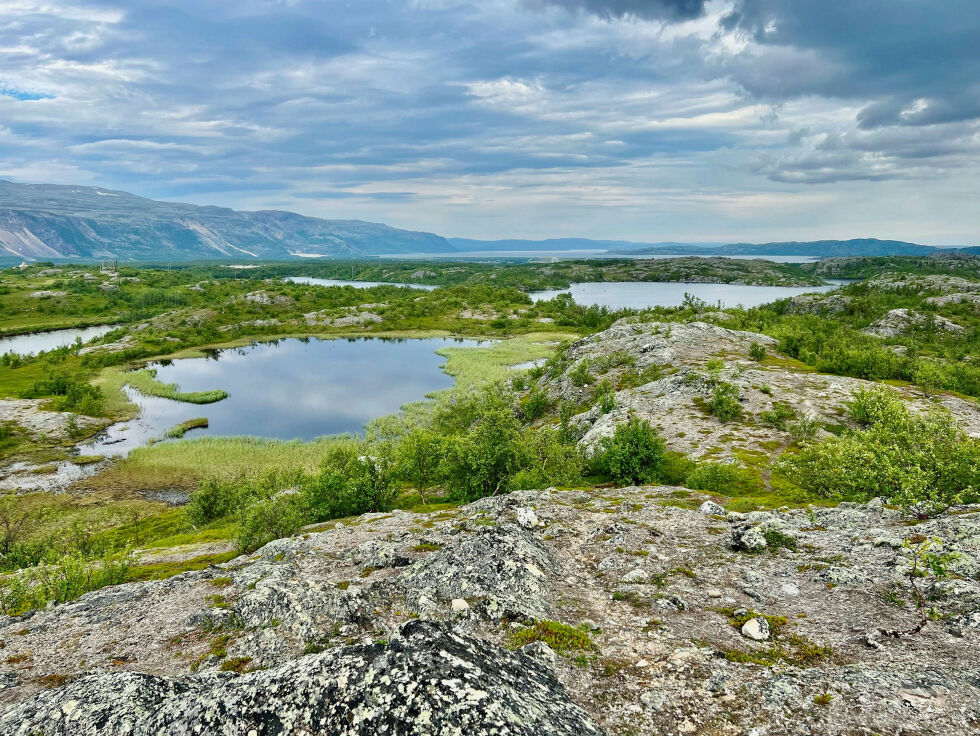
[0,325,117,356]
[286,276,439,291]
[527,281,847,310]
[83,337,478,457]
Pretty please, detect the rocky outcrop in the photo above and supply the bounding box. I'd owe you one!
[866,273,980,294]
[1,621,602,736]
[862,308,965,337]
[784,292,851,315]
[537,319,980,460]
[2,490,978,735]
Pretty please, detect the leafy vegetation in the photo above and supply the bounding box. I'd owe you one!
[780,387,980,515]
[591,417,666,485]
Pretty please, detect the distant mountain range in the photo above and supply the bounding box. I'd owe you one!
[447,238,724,252]
[613,238,980,257]
[0,180,975,262]
[0,181,453,260]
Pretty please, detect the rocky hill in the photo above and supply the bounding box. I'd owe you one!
[0,181,454,261]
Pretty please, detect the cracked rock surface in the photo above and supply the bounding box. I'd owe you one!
[1,489,978,735]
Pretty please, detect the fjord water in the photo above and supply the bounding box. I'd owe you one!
[0,324,116,356]
[84,337,476,457]
[528,281,844,310]
[286,276,438,290]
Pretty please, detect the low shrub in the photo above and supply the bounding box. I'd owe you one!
[781,387,980,516]
[708,382,742,422]
[236,496,306,553]
[592,417,666,485]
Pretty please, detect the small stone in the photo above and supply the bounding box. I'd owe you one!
[707,588,723,598]
[598,555,618,571]
[520,640,558,668]
[580,619,599,631]
[450,598,470,613]
[640,690,667,711]
[635,658,650,668]
[698,500,725,516]
[621,569,649,584]
[873,537,902,549]
[741,617,771,642]
[780,583,800,597]
[731,525,767,552]
[516,507,539,529]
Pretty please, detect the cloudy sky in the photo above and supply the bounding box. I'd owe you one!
[1,0,977,243]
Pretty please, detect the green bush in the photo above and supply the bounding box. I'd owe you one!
[519,387,550,421]
[708,382,742,422]
[781,387,980,515]
[511,428,583,490]
[441,407,526,501]
[593,378,616,414]
[749,342,766,361]
[760,401,795,430]
[187,476,251,526]
[394,428,443,501]
[568,358,592,387]
[22,373,105,416]
[301,453,395,522]
[236,496,307,553]
[0,550,132,616]
[593,417,666,485]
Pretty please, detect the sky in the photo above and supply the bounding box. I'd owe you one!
[0,0,978,244]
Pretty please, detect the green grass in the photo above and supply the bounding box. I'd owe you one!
[79,435,350,494]
[124,551,237,582]
[166,417,209,438]
[437,332,566,389]
[510,620,597,655]
[123,368,228,404]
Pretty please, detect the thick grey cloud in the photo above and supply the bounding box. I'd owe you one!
[0,0,977,241]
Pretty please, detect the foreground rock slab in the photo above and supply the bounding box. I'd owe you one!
[1,620,602,736]
[2,489,979,735]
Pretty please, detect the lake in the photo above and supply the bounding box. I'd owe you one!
[373,251,819,263]
[527,281,845,310]
[286,276,439,290]
[0,324,117,356]
[83,337,478,457]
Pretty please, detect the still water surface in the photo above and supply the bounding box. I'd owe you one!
[84,337,477,457]
[528,281,845,310]
[0,325,117,356]
[286,276,438,290]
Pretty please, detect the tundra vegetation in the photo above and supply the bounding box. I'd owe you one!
[0,255,979,612]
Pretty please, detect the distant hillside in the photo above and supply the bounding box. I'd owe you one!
[616,238,979,257]
[0,181,454,261]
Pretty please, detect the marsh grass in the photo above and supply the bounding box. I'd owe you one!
[436,332,567,389]
[125,369,228,404]
[166,417,209,438]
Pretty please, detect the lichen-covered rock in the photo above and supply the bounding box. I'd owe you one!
[0,621,604,736]
[731,525,768,552]
[392,522,557,619]
[2,490,979,735]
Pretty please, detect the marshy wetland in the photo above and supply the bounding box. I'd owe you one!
[84,336,481,456]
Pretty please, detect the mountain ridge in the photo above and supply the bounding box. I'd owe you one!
[2,180,976,262]
[0,180,455,261]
